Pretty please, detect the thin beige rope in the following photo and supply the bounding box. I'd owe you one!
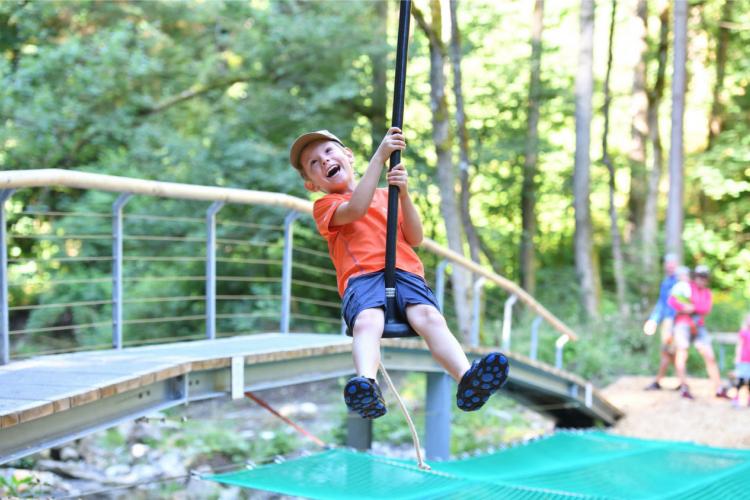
[378,362,431,471]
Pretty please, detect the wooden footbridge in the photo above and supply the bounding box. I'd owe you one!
[0,170,622,465]
[0,334,621,465]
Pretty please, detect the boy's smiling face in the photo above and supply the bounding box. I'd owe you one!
[300,140,356,194]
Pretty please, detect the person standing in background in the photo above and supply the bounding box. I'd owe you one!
[643,254,679,390]
[668,265,729,400]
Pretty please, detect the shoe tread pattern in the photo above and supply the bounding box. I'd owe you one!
[456,353,509,411]
[344,377,387,419]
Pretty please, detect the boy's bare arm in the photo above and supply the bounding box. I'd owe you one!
[331,128,405,226]
[387,163,423,246]
[399,192,423,246]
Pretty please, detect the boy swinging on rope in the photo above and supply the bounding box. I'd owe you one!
[289,127,509,419]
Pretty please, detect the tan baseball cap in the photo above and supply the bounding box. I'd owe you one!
[289,130,345,173]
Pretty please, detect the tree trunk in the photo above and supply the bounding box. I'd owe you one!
[415,0,473,341]
[574,0,599,320]
[520,0,545,296]
[449,0,483,267]
[602,0,628,317]
[707,0,733,148]
[370,0,388,156]
[665,0,688,262]
[627,0,649,244]
[0,6,22,74]
[641,4,669,285]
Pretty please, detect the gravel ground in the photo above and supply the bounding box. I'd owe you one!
[602,376,750,449]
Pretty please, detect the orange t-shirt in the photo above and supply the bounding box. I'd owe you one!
[313,188,424,297]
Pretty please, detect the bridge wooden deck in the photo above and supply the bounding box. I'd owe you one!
[0,333,622,465]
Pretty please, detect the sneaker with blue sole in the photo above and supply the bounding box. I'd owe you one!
[456,352,509,411]
[344,376,387,419]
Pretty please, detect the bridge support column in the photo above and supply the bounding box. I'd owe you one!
[435,260,449,313]
[470,277,486,347]
[555,334,569,369]
[111,193,132,350]
[280,211,299,334]
[346,414,372,451]
[206,201,224,340]
[1,189,15,365]
[529,315,542,360]
[501,293,518,351]
[425,372,451,460]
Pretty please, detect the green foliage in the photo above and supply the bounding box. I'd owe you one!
[709,290,747,332]
[0,473,42,498]
[101,427,128,450]
[2,0,749,374]
[451,396,544,455]
[687,125,750,299]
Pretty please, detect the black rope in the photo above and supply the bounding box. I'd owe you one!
[383,0,417,339]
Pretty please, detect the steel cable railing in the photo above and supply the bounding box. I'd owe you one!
[10,321,111,336]
[424,258,573,368]
[3,200,297,355]
[0,169,578,370]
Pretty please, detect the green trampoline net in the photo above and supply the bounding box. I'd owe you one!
[206,431,750,499]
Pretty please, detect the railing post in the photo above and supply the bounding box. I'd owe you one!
[206,201,224,340]
[470,277,486,347]
[555,334,569,369]
[718,343,725,372]
[425,372,451,460]
[435,260,449,313]
[111,193,132,350]
[280,211,299,334]
[501,294,518,352]
[1,189,15,365]
[529,315,542,360]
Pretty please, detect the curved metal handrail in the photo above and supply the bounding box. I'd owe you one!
[1,169,313,212]
[1,168,578,342]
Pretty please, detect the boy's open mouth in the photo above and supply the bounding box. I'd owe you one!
[326,165,341,178]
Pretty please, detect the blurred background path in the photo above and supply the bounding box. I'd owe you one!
[604,376,750,448]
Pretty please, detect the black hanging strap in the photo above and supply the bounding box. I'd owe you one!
[382,0,416,339]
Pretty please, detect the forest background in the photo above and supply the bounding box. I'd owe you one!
[1,0,748,382]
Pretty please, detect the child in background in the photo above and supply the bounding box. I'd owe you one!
[733,314,750,408]
[670,266,698,334]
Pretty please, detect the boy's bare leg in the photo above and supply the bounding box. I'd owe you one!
[406,304,471,382]
[351,308,385,379]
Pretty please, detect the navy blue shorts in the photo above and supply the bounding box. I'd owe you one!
[342,269,440,334]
